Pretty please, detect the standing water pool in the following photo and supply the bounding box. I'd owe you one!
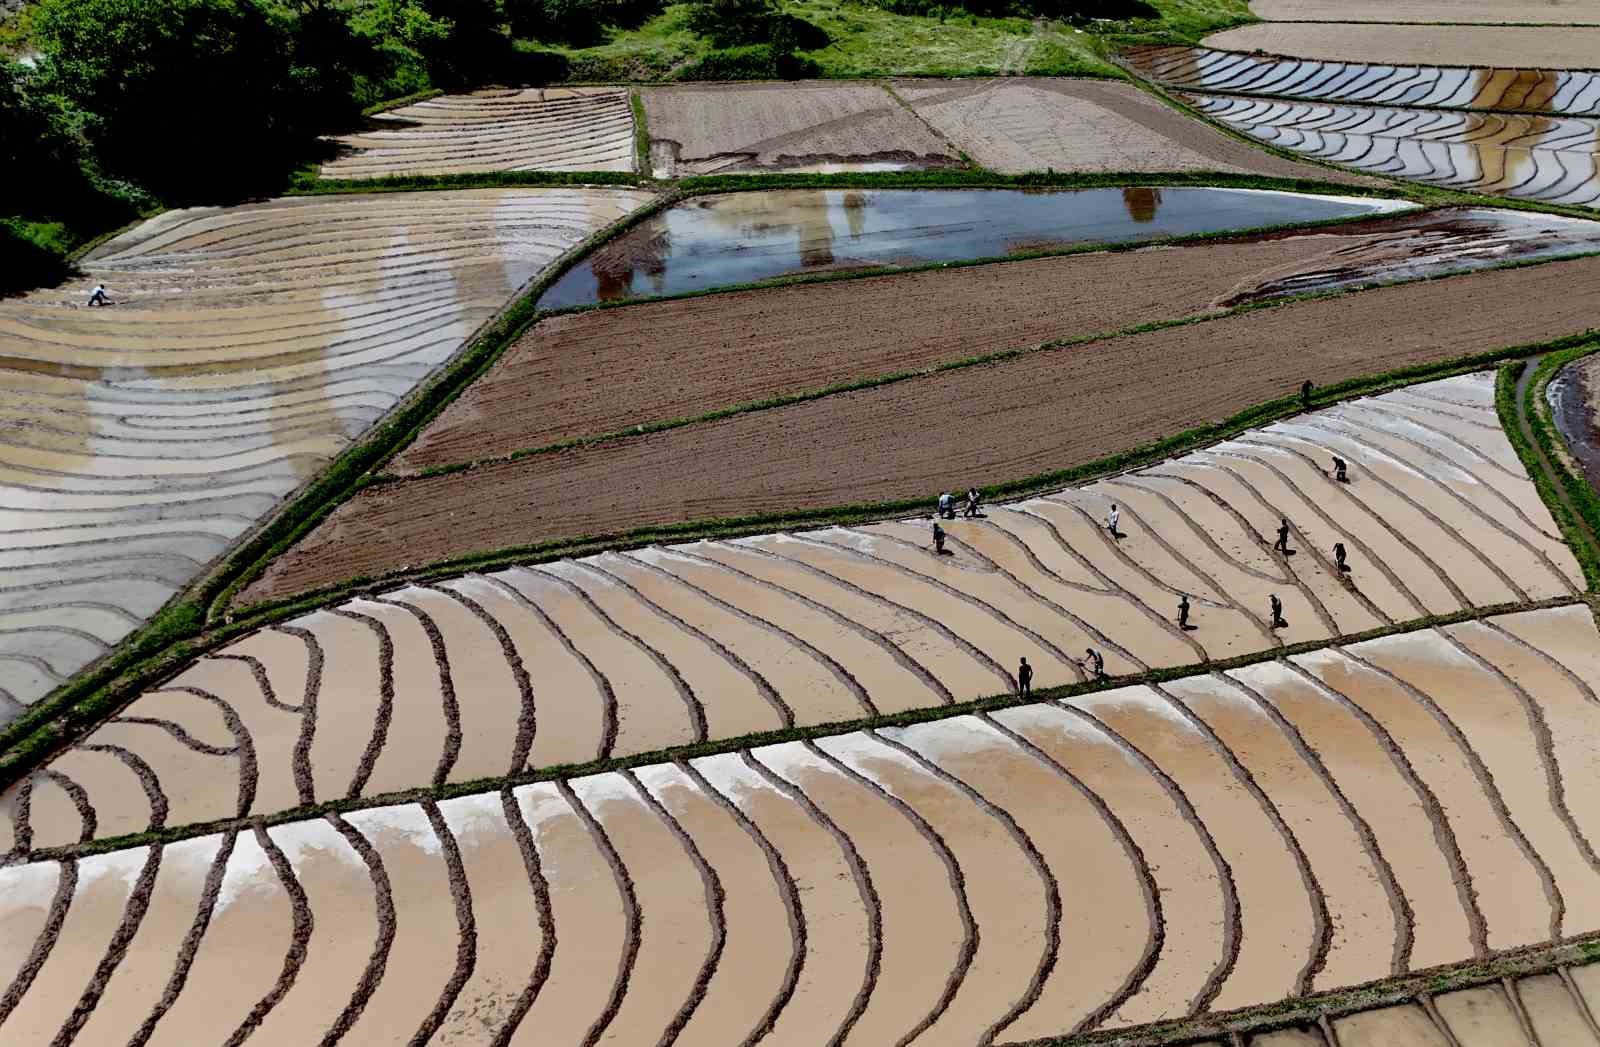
[537,186,1415,309]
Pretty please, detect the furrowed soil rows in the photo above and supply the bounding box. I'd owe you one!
[5,606,1600,1043]
[319,88,637,179]
[640,82,958,177]
[253,254,1600,598]
[892,77,1376,182]
[1202,24,1600,68]
[0,188,654,717]
[1248,0,1600,22]
[397,208,1600,474]
[22,374,1584,847]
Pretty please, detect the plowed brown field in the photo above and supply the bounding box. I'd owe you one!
[245,255,1600,603]
[396,215,1477,472]
[1249,0,1600,21]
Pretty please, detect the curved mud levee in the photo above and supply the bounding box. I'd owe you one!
[0,187,656,717]
[4,605,1600,1043]
[13,373,1584,849]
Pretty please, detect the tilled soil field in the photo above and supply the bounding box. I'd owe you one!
[641,82,958,177]
[248,256,1600,601]
[1203,23,1600,67]
[393,208,1595,473]
[1249,0,1600,22]
[892,77,1375,182]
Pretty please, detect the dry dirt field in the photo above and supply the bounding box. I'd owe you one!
[319,88,636,179]
[394,208,1600,473]
[1204,23,1600,67]
[890,77,1373,181]
[247,254,1600,600]
[3,600,1598,1043]
[1249,0,1600,21]
[0,188,652,719]
[640,81,959,177]
[18,374,1582,851]
[1190,95,1600,207]
[1127,46,1600,116]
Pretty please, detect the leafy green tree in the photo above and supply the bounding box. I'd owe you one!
[31,0,316,198]
[685,0,778,46]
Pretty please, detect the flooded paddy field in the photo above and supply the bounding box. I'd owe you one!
[538,187,1413,308]
[0,188,653,718]
[1128,46,1600,116]
[319,87,637,179]
[26,373,1581,849]
[1186,95,1600,207]
[3,600,1598,1043]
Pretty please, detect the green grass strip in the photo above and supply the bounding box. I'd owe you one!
[1498,355,1600,590]
[288,169,647,195]
[360,87,445,117]
[630,88,651,176]
[1523,345,1600,572]
[14,593,1582,854]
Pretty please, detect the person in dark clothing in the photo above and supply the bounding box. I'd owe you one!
[963,487,982,518]
[1082,647,1106,681]
[1300,379,1314,410]
[933,522,948,555]
[1334,541,1350,573]
[1018,656,1033,696]
[1178,593,1195,630]
[1274,518,1295,556]
[1332,456,1349,483]
[1270,593,1287,630]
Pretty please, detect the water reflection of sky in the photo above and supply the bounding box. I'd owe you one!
[539,187,1413,309]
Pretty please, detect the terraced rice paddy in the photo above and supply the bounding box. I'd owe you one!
[0,188,654,718]
[13,374,1582,850]
[888,78,1374,181]
[1551,354,1600,491]
[1187,95,1600,207]
[2,601,1598,1043]
[641,82,958,177]
[538,187,1411,309]
[319,88,637,179]
[1200,24,1600,69]
[1127,46,1600,116]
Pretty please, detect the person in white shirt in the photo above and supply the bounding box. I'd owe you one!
[1106,503,1121,540]
[87,284,109,307]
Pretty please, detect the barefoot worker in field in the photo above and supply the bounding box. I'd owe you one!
[1017,656,1033,697]
[1334,541,1351,574]
[1082,647,1106,681]
[1178,593,1195,631]
[938,491,955,519]
[932,521,948,555]
[1106,503,1121,540]
[1332,456,1349,483]
[963,487,982,518]
[1274,518,1295,556]
[1270,593,1287,630]
[87,283,109,307]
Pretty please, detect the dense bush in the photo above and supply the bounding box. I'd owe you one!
[867,0,1155,17]
[506,0,661,45]
[0,221,75,295]
[676,42,820,79]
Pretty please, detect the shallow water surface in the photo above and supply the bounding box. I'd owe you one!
[1550,357,1600,495]
[539,187,1412,308]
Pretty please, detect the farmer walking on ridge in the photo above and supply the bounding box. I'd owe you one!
[1274,517,1295,556]
[1018,656,1033,697]
[963,487,982,518]
[1082,647,1106,681]
[1300,379,1314,410]
[933,521,948,555]
[1334,541,1350,574]
[1178,593,1195,631]
[1332,456,1349,483]
[1106,503,1122,540]
[87,283,109,307]
[1270,593,1287,630]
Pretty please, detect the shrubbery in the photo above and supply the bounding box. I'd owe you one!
[682,0,826,77]
[866,0,1155,18]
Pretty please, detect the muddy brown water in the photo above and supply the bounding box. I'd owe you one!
[1549,355,1600,495]
[538,188,1411,309]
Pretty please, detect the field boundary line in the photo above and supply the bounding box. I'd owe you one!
[629,89,650,176]
[1508,348,1600,580]
[380,254,1600,487]
[879,80,978,168]
[2,596,1584,862]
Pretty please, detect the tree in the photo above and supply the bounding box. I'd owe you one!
[684,0,778,46]
[31,0,314,199]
